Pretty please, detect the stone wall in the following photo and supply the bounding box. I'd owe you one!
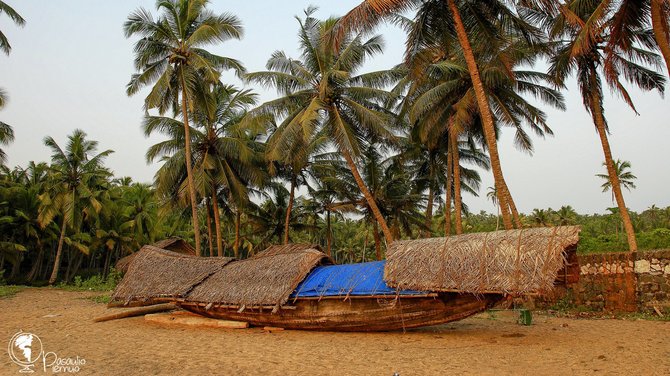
[550,249,670,313]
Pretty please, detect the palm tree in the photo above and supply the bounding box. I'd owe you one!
[487,186,501,230]
[247,8,399,244]
[597,159,637,202]
[405,129,489,236]
[266,121,329,245]
[321,143,424,259]
[530,208,553,227]
[145,83,265,257]
[547,0,666,252]
[593,1,670,80]
[0,88,14,164]
[0,1,25,55]
[339,0,545,230]
[124,0,245,256]
[246,182,315,252]
[38,130,113,284]
[556,205,578,226]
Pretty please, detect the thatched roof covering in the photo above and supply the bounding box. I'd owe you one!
[185,244,332,309]
[111,246,234,304]
[151,238,196,254]
[115,238,195,274]
[384,226,581,295]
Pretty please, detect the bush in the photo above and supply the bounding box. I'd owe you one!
[58,268,121,291]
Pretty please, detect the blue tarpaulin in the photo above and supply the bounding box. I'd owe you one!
[290,261,426,298]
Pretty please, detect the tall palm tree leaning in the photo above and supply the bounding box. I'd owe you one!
[547,1,666,252]
[124,0,245,256]
[338,0,526,230]
[246,8,399,244]
[0,1,24,163]
[0,0,25,55]
[38,130,113,285]
[605,0,670,78]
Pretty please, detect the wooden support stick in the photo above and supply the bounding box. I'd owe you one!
[145,312,248,329]
[94,303,177,322]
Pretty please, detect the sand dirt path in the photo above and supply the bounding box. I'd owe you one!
[1,288,668,375]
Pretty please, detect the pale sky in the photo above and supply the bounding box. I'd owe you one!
[1,1,668,215]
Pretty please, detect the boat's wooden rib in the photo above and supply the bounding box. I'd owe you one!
[177,293,502,332]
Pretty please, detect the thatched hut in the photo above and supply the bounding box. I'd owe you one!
[115,238,196,274]
[384,226,581,295]
[184,244,332,310]
[111,246,234,305]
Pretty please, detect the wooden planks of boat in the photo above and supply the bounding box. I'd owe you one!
[177,293,503,332]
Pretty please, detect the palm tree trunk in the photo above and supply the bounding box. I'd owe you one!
[211,186,224,257]
[372,220,382,261]
[326,209,332,257]
[451,132,463,234]
[27,244,43,282]
[651,0,670,75]
[284,175,296,245]
[341,149,394,244]
[589,78,638,252]
[233,209,241,258]
[445,147,453,236]
[446,0,514,230]
[48,218,67,285]
[205,197,214,257]
[505,188,522,228]
[179,68,202,256]
[424,165,435,237]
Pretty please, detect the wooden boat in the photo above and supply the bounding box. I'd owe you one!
[111,227,580,331]
[177,293,503,332]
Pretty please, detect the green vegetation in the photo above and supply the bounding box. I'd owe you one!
[86,294,112,304]
[56,269,121,292]
[0,285,22,299]
[1,1,669,285]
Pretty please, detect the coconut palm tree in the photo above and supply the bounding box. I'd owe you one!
[38,130,113,284]
[0,1,25,55]
[404,128,489,236]
[266,121,329,245]
[247,8,400,244]
[321,143,425,259]
[547,0,665,252]
[403,43,560,234]
[124,0,245,256]
[597,159,637,202]
[339,0,547,230]
[556,205,578,226]
[530,208,553,227]
[144,83,265,257]
[0,88,14,165]
[583,1,670,80]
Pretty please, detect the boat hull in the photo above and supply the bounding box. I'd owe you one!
[177,293,503,332]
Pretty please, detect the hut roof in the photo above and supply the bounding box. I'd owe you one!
[111,246,234,304]
[115,238,196,274]
[384,226,581,295]
[185,244,332,309]
[151,238,196,254]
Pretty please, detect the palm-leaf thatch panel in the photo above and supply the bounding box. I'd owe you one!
[115,237,196,274]
[185,244,332,309]
[384,226,581,294]
[251,243,327,258]
[111,246,234,304]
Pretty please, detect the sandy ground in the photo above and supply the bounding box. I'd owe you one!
[1,288,668,376]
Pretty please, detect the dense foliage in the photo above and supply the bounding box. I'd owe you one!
[1,1,668,285]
